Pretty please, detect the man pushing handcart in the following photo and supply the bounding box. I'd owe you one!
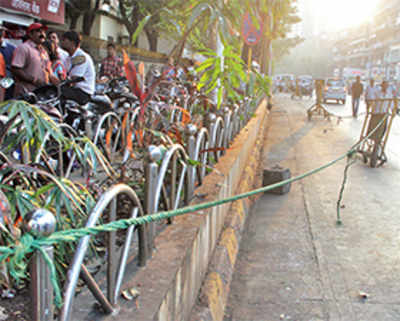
[357,80,398,168]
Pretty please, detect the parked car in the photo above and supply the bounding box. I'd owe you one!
[323,78,347,104]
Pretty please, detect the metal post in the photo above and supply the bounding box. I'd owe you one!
[107,197,117,305]
[185,124,197,200]
[223,107,232,148]
[233,104,239,136]
[23,209,56,321]
[145,145,162,257]
[213,22,224,105]
[207,113,217,152]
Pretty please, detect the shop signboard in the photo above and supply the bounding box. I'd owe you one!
[0,0,65,24]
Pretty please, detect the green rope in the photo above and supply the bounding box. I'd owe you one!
[0,147,355,308]
[336,154,357,225]
[0,112,392,307]
[36,245,63,307]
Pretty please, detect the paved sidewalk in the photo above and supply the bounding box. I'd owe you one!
[224,96,400,321]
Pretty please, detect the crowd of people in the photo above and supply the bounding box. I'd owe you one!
[351,76,398,118]
[0,22,126,105]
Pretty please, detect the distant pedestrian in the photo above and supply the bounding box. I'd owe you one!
[367,80,395,144]
[99,43,123,80]
[375,80,395,114]
[162,56,176,81]
[351,76,363,117]
[364,78,378,111]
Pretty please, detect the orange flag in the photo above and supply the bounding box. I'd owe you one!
[123,50,142,101]
[138,62,145,79]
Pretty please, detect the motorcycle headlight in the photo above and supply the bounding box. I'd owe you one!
[123,102,131,109]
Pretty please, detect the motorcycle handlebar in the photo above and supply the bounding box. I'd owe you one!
[62,76,85,87]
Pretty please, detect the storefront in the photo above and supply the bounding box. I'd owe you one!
[0,0,64,42]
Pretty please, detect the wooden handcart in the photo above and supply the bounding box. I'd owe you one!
[356,98,398,168]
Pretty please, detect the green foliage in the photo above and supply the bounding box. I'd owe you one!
[196,45,247,108]
[0,100,118,286]
[253,71,271,97]
[131,15,152,44]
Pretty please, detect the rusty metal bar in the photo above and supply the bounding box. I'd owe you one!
[80,264,114,314]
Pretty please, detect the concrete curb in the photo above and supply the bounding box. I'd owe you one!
[189,105,269,321]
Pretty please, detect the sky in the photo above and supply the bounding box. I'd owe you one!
[304,0,381,33]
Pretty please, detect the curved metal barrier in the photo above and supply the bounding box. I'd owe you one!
[207,113,225,162]
[93,112,122,163]
[59,184,146,321]
[144,144,190,254]
[19,94,265,320]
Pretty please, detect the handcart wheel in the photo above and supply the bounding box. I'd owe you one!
[362,153,368,164]
[370,143,378,168]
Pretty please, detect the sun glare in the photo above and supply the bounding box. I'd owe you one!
[313,0,380,32]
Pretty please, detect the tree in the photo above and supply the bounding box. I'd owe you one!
[239,0,302,74]
[65,0,101,35]
[118,0,183,51]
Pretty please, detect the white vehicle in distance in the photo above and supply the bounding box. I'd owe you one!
[323,78,347,104]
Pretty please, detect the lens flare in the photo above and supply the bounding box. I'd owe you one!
[313,0,380,32]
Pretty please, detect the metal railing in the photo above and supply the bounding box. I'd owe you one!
[11,95,263,320]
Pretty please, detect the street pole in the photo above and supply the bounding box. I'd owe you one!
[265,0,274,76]
[214,1,224,105]
[267,2,273,76]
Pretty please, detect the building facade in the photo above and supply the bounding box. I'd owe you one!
[333,0,400,81]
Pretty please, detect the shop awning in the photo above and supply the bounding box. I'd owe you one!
[0,0,64,24]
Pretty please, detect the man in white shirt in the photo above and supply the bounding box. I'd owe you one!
[367,80,395,145]
[375,80,395,114]
[364,78,377,111]
[60,31,95,105]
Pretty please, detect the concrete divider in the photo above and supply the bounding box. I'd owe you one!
[189,100,268,321]
[102,98,269,321]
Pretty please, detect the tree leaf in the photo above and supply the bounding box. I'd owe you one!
[131,15,152,44]
[217,87,223,109]
[188,3,213,29]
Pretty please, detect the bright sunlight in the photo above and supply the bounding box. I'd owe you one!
[312,0,381,31]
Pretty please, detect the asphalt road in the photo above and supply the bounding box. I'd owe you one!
[224,94,400,321]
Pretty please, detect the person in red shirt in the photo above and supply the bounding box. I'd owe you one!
[0,52,5,102]
[11,23,58,97]
[99,43,123,80]
[0,25,15,100]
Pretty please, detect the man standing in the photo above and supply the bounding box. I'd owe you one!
[162,56,176,81]
[351,76,364,118]
[367,80,395,151]
[11,23,57,97]
[60,31,95,104]
[364,78,377,111]
[48,31,69,68]
[0,26,15,100]
[99,43,122,80]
